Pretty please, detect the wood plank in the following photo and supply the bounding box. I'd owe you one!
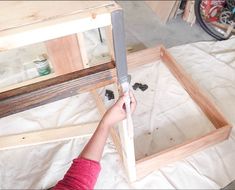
[0,46,161,118]
[77,33,90,68]
[160,46,228,129]
[0,62,116,118]
[112,84,137,182]
[0,1,114,31]
[0,122,98,151]
[0,4,120,51]
[127,46,161,70]
[0,73,56,93]
[136,125,231,179]
[46,34,84,75]
[145,1,176,24]
[0,61,115,100]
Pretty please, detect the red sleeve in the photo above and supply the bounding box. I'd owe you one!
[53,157,101,190]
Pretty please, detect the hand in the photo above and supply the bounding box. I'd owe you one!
[101,90,137,127]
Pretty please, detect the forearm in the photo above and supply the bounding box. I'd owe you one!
[79,119,111,162]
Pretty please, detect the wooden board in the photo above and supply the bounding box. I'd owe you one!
[0,122,98,151]
[46,34,84,75]
[0,1,114,31]
[145,1,176,24]
[0,61,115,118]
[0,2,120,51]
[136,126,231,179]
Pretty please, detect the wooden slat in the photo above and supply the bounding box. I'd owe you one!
[46,34,84,75]
[160,47,228,129]
[0,62,116,118]
[136,125,231,179]
[0,4,120,51]
[0,122,98,151]
[0,73,56,93]
[0,1,114,31]
[127,46,161,70]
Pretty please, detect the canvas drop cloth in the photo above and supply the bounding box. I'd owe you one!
[0,38,235,189]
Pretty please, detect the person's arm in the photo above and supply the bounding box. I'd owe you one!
[80,91,136,162]
[53,91,136,190]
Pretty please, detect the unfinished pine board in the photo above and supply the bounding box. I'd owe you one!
[77,33,90,69]
[145,1,176,24]
[0,1,114,31]
[0,2,120,51]
[136,126,231,179]
[133,46,232,180]
[46,34,84,75]
[0,122,98,151]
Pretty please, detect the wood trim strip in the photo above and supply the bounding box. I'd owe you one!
[0,122,98,151]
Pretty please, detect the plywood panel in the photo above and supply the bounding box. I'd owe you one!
[46,34,83,75]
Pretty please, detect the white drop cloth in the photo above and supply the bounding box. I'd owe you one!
[1,38,235,189]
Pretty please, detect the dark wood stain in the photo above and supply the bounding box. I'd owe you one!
[0,61,116,118]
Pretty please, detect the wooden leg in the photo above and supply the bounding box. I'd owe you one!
[105,25,115,60]
[113,84,136,182]
[77,33,90,68]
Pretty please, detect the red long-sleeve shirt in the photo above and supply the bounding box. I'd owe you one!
[53,157,101,190]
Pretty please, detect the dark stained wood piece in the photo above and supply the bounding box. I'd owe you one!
[0,61,115,118]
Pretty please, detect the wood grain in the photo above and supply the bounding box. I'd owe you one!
[160,47,228,129]
[0,3,120,51]
[0,1,114,31]
[136,125,231,179]
[0,61,115,118]
[0,122,98,151]
[46,34,84,75]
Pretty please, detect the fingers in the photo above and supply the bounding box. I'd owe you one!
[115,90,137,113]
[129,90,137,113]
[115,95,126,108]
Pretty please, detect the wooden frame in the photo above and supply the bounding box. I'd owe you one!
[0,46,232,181]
